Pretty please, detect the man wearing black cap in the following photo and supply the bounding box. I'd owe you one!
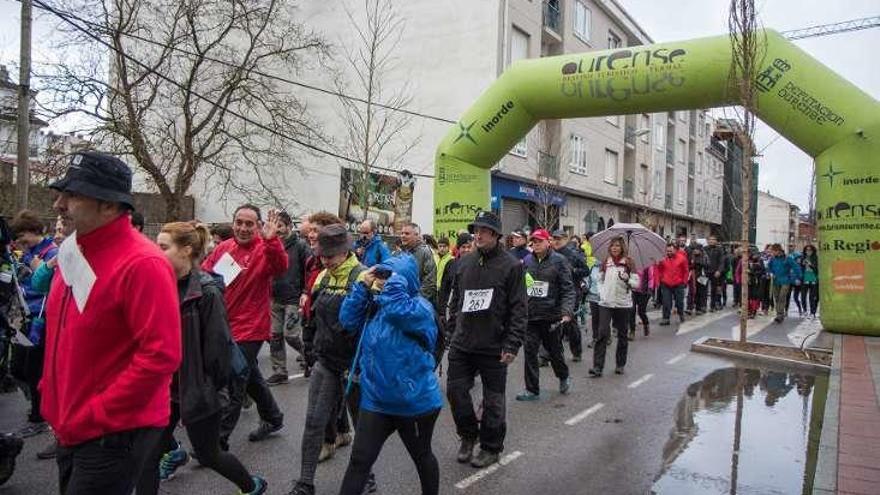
[447,211,527,468]
[42,151,182,495]
[508,230,529,261]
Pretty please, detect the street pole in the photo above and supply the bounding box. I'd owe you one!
[16,0,33,212]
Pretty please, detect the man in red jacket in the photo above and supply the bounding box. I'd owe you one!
[202,204,288,449]
[42,151,181,495]
[657,243,689,326]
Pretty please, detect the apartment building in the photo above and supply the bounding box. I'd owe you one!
[711,118,759,243]
[756,190,800,250]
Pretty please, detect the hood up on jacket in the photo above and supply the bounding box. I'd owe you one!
[374,252,421,298]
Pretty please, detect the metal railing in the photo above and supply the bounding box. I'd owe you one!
[543,0,560,32]
[623,179,634,199]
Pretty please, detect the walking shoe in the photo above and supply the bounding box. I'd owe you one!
[572,354,582,362]
[615,366,625,375]
[470,449,500,468]
[659,320,670,326]
[16,421,49,439]
[0,433,23,487]
[335,432,353,448]
[287,481,315,495]
[588,368,602,378]
[266,373,289,386]
[159,441,189,481]
[456,437,476,463]
[515,390,540,401]
[240,476,268,495]
[560,377,572,395]
[36,437,58,460]
[363,473,378,494]
[248,420,283,442]
[318,442,336,462]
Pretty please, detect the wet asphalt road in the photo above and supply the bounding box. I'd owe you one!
[0,304,829,495]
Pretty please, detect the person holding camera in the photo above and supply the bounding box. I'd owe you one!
[337,253,443,495]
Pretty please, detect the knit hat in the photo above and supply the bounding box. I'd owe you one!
[317,224,351,257]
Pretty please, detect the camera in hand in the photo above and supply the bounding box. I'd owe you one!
[374,268,392,280]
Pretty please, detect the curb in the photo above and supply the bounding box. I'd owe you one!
[812,334,841,495]
[690,336,832,373]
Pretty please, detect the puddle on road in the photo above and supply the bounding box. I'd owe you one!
[652,367,828,495]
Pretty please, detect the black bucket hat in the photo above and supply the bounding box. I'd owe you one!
[317,224,351,257]
[50,151,134,210]
[467,211,502,235]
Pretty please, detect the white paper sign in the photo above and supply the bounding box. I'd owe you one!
[462,289,494,313]
[213,252,243,287]
[57,232,97,313]
[527,280,549,298]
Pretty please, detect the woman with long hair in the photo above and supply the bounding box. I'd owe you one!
[137,222,266,495]
[589,237,639,377]
[799,244,819,319]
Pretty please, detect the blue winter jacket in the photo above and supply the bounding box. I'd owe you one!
[340,254,443,417]
[768,254,802,286]
[354,236,392,268]
[19,237,58,345]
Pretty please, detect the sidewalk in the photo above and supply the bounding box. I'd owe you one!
[813,335,880,495]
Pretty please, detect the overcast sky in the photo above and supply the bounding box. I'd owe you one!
[1,0,877,210]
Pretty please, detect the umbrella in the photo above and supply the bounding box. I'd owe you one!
[590,223,666,270]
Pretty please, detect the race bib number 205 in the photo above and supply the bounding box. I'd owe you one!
[527,280,549,298]
[462,289,494,313]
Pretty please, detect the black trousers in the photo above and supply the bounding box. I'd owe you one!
[446,348,508,454]
[136,403,254,494]
[629,292,650,331]
[588,301,601,340]
[710,274,724,309]
[695,282,708,312]
[565,293,583,357]
[57,427,162,495]
[524,320,569,395]
[10,343,44,423]
[339,409,440,495]
[733,282,742,307]
[661,285,685,320]
[593,306,629,371]
[800,283,819,315]
[220,341,283,446]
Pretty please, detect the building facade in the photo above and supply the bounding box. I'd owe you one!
[755,190,800,250]
[711,119,759,244]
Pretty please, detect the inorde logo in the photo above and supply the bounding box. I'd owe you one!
[482,101,515,133]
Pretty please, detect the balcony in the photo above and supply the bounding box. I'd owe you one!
[687,200,694,215]
[666,149,674,165]
[688,160,695,176]
[624,125,636,147]
[623,179,634,200]
[542,1,561,34]
[665,194,673,210]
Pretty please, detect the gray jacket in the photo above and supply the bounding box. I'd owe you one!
[404,241,438,305]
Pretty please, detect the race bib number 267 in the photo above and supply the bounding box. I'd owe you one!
[462,289,494,313]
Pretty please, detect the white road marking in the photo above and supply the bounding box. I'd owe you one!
[666,353,687,365]
[564,403,605,426]
[729,315,775,340]
[676,309,734,335]
[287,373,305,380]
[628,373,654,389]
[454,450,524,490]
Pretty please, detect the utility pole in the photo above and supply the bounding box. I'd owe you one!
[16,0,33,211]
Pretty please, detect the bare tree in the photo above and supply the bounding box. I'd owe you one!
[335,0,418,223]
[728,0,761,342]
[36,0,330,220]
[526,120,564,230]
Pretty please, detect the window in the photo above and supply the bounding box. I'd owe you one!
[604,149,618,184]
[569,134,588,175]
[640,114,650,143]
[653,170,663,199]
[510,137,527,157]
[677,180,685,205]
[606,114,620,127]
[654,121,664,150]
[697,152,703,174]
[573,0,591,42]
[677,139,686,163]
[509,26,529,67]
[607,30,621,49]
[639,164,649,193]
[696,188,702,211]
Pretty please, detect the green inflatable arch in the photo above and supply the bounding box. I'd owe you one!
[434,30,880,335]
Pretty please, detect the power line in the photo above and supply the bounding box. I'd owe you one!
[31,0,434,179]
[27,0,456,126]
[781,15,880,40]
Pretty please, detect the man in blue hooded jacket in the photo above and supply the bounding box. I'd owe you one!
[338,253,442,495]
[767,243,802,323]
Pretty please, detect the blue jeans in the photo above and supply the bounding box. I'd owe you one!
[661,284,686,321]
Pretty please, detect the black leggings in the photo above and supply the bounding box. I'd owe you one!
[137,404,255,494]
[339,408,440,495]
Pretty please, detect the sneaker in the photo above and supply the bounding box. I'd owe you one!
[16,421,49,439]
[287,481,315,495]
[0,434,23,486]
[248,420,283,442]
[456,437,476,463]
[470,449,500,468]
[615,366,625,375]
[559,377,571,395]
[240,476,268,495]
[36,437,58,460]
[159,441,189,481]
[659,320,670,326]
[318,442,336,462]
[588,368,602,378]
[335,432,353,449]
[266,373,289,386]
[515,390,540,401]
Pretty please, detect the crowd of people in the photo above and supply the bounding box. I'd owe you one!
[0,150,820,494]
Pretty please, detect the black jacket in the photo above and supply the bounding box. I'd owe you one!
[272,234,310,304]
[439,257,461,324]
[449,243,527,356]
[523,251,575,321]
[509,245,530,261]
[556,243,589,286]
[705,244,726,275]
[177,270,233,425]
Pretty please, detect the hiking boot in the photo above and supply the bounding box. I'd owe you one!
[287,481,315,495]
[588,368,602,378]
[248,420,283,442]
[266,373,289,386]
[515,390,540,401]
[240,476,268,495]
[16,421,49,439]
[318,442,336,462]
[335,432,353,449]
[659,320,670,326]
[470,449,499,468]
[456,437,476,463]
[559,377,572,395]
[36,437,58,460]
[615,366,625,375]
[159,441,189,481]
